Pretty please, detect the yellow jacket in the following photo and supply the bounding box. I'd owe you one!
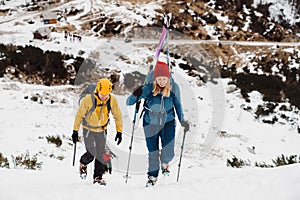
[73,94,123,133]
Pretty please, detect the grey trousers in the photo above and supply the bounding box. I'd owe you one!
[80,128,107,179]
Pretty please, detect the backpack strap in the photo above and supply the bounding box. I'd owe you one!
[140,86,176,119]
[83,94,111,130]
[95,95,111,128]
[95,94,111,115]
[86,94,97,117]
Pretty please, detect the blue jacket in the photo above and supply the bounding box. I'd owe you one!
[126,82,184,125]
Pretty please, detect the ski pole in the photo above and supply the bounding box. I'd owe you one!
[72,142,76,166]
[177,128,187,182]
[125,98,141,183]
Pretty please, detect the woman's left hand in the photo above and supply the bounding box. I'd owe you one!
[180,121,190,133]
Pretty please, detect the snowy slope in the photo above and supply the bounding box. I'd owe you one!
[1,74,300,200]
[1,0,300,199]
[1,52,300,199]
[0,0,161,58]
[1,160,300,200]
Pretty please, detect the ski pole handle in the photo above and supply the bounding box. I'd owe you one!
[135,99,141,113]
[133,99,140,123]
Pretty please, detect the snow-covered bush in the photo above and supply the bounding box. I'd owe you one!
[272,154,299,166]
[226,156,250,168]
[12,151,42,170]
[228,154,300,168]
[46,135,62,147]
[0,153,10,169]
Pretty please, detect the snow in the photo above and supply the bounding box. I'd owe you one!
[1,162,300,200]
[0,72,300,200]
[1,0,300,200]
[1,73,300,199]
[0,0,160,58]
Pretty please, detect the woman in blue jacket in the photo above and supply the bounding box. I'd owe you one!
[126,61,189,187]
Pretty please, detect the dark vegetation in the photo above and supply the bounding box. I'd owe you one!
[227,154,300,168]
[0,152,10,168]
[46,135,62,147]
[0,44,83,86]
[220,70,300,109]
[220,48,300,110]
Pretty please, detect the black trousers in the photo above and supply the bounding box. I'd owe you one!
[80,128,107,179]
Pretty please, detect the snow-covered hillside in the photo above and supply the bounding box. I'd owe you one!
[1,0,300,199]
[1,73,300,199]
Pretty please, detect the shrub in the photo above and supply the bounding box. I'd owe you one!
[228,154,300,168]
[12,151,42,170]
[46,135,62,147]
[0,152,10,168]
[254,162,273,168]
[56,155,65,161]
[49,154,65,161]
[226,156,250,168]
[285,83,300,109]
[0,43,84,85]
[272,154,298,166]
[255,103,277,118]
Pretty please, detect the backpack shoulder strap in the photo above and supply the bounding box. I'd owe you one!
[107,94,111,114]
[86,94,96,117]
[83,94,113,130]
[102,95,111,128]
[94,94,111,114]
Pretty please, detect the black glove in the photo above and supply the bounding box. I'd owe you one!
[115,132,122,145]
[180,121,190,133]
[132,85,143,97]
[72,130,79,143]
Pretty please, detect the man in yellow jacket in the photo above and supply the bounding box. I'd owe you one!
[72,78,123,185]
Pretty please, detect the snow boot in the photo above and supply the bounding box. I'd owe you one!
[93,177,107,186]
[79,163,87,179]
[161,163,170,176]
[146,176,157,187]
